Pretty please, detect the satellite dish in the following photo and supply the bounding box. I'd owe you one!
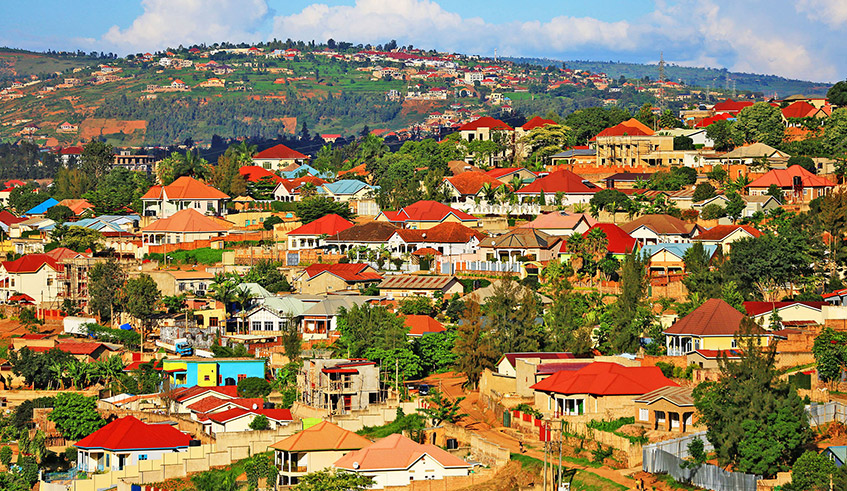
[252,404,258,410]
[353,462,360,469]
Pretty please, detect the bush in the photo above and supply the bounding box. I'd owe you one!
[263,215,283,230]
[249,414,270,430]
[700,203,726,220]
[0,445,11,468]
[513,403,543,419]
[87,323,141,349]
[237,377,271,398]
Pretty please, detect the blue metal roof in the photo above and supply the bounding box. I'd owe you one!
[640,243,718,259]
[280,164,334,179]
[24,198,59,216]
[318,179,376,196]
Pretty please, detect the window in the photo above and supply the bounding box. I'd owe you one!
[252,321,262,331]
[731,339,738,348]
[265,321,274,331]
[656,411,666,423]
[138,455,148,461]
[639,408,649,421]
[204,375,211,381]
[209,318,219,327]
[238,374,246,382]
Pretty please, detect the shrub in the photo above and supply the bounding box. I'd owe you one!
[237,377,271,398]
[249,414,270,430]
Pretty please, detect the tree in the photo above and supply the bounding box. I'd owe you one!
[724,191,746,222]
[248,414,270,430]
[520,124,574,164]
[89,259,125,322]
[47,393,105,440]
[52,168,93,200]
[84,167,152,214]
[293,469,374,491]
[56,226,103,252]
[608,250,652,353]
[812,327,847,384]
[453,298,497,388]
[706,164,728,184]
[263,215,283,230]
[787,155,816,174]
[729,231,813,301]
[417,388,467,426]
[692,183,717,202]
[210,153,248,197]
[706,120,736,152]
[673,135,695,150]
[823,108,847,157]
[244,453,277,489]
[827,80,847,107]
[398,296,434,316]
[9,183,47,214]
[281,316,301,361]
[564,106,629,145]
[414,328,457,375]
[79,140,114,181]
[295,196,354,223]
[783,451,837,491]
[9,347,73,389]
[244,259,290,292]
[124,274,160,330]
[0,445,12,468]
[485,280,542,354]
[732,102,785,147]
[45,204,74,223]
[693,330,810,477]
[237,376,271,398]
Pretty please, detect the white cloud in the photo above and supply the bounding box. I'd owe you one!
[273,0,634,55]
[796,0,847,28]
[102,0,272,53]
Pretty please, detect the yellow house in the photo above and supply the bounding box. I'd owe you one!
[664,298,772,356]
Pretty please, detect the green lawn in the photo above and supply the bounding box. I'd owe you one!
[510,453,628,491]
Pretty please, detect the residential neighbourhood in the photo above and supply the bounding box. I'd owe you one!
[3,15,847,491]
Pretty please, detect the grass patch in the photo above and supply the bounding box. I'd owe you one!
[586,417,649,445]
[510,453,627,491]
[357,412,425,440]
[145,247,229,265]
[654,473,704,490]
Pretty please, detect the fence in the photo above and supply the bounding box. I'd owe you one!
[805,401,847,426]
[442,260,522,275]
[642,448,761,491]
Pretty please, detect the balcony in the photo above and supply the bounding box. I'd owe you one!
[280,464,308,474]
[322,381,355,393]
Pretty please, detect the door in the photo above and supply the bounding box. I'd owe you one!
[343,395,352,411]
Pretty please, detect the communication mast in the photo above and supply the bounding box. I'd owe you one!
[658,51,666,108]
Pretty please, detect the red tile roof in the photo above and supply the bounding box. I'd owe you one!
[58,146,83,155]
[458,116,513,132]
[142,208,232,233]
[486,167,535,179]
[304,263,382,282]
[276,175,327,194]
[0,210,25,226]
[49,341,115,356]
[531,362,676,396]
[75,416,190,450]
[444,171,503,195]
[288,214,354,236]
[782,101,817,119]
[696,225,762,241]
[173,385,239,403]
[568,223,636,254]
[270,421,370,451]
[380,200,476,223]
[517,169,597,195]
[253,144,308,160]
[592,118,654,140]
[141,176,229,200]
[403,315,445,336]
[695,113,734,128]
[747,165,836,189]
[2,254,60,274]
[335,433,470,471]
[394,221,486,244]
[522,116,558,131]
[238,166,284,183]
[713,99,754,113]
[664,298,753,336]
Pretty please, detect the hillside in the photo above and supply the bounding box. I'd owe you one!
[506,57,832,97]
[0,44,837,148]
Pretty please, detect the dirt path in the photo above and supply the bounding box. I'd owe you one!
[427,373,639,489]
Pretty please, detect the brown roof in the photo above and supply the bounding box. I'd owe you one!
[620,214,696,236]
[141,176,229,201]
[664,298,756,336]
[269,421,370,452]
[394,222,486,244]
[444,172,503,195]
[326,221,399,242]
[696,225,762,241]
[447,160,482,176]
[634,385,694,406]
[379,275,457,291]
[483,228,560,249]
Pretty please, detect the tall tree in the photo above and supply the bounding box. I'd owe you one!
[732,102,785,147]
[79,140,114,181]
[89,259,126,322]
[485,280,542,354]
[47,393,105,440]
[84,167,152,214]
[694,328,811,477]
[609,250,652,353]
[453,298,497,388]
[124,274,161,330]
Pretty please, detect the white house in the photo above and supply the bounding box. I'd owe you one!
[207,408,293,434]
[141,176,229,218]
[75,416,190,472]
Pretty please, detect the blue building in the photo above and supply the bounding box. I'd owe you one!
[162,357,266,387]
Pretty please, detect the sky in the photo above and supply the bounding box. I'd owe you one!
[1,0,845,83]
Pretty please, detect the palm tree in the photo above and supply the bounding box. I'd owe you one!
[98,355,125,387]
[234,286,256,334]
[210,273,237,326]
[65,360,88,390]
[48,361,65,390]
[231,141,258,165]
[509,174,523,193]
[480,182,497,204]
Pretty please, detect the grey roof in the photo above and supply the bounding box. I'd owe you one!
[302,296,377,316]
[261,296,310,317]
[467,279,553,305]
[634,386,695,406]
[237,282,274,299]
[551,149,596,158]
[721,143,786,159]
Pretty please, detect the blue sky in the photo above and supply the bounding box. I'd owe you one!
[1,0,845,82]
